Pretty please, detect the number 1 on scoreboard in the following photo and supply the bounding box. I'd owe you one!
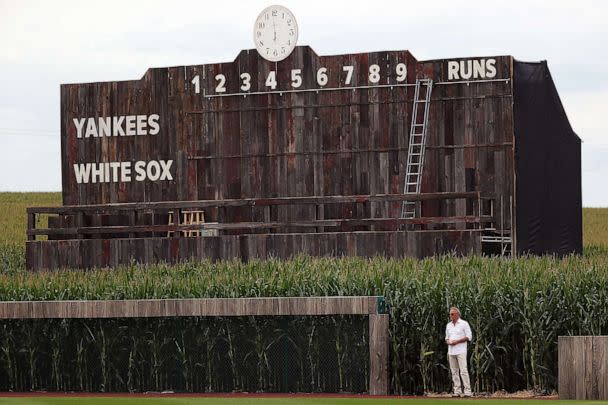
[191,75,200,94]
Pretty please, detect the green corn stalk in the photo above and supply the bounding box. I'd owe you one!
[24,320,38,391]
[175,330,190,392]
[98,321,107,392]
[332,317,345,392]
[127,336,138,393]
[306,322,317,390]
[1,253,608,393]
[50,321,62,391]
[0,322,16,391]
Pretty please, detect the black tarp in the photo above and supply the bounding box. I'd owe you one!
[514,60,582,256]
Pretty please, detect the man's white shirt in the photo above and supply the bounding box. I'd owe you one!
[445,318,473,355]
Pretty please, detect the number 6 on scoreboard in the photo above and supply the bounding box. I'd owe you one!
[316,67,328,86]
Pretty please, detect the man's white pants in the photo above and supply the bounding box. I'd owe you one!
[448,353,471,395]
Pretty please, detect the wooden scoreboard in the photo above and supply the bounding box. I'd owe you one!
[27,6,581,270]
[61,48,510,208]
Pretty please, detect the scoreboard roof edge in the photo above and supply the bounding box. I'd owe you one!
[59,46,513,87]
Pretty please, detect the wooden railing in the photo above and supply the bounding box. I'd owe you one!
[27,192,493,241]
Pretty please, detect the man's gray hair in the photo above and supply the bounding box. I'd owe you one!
[449,307,460,315]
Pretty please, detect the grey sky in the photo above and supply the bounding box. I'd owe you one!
[0,0,606,206]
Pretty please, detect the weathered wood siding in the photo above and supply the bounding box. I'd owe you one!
[558,336,608,400]
[0,297,384,319]
[60,47,514,229]
[26,230,481,271]
[369,314,390,395]
[419,57,514,227]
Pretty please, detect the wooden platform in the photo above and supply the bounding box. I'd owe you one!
[26,230,481,270]
[26,193,488,270]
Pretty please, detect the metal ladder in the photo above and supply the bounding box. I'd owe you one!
[401,78,433,219]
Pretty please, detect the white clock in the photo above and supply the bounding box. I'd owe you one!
[253,5,298,62]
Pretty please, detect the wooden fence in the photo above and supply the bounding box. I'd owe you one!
[0,296,390,395]
[26,192,493,270]
[27,192,489,240]
[558,336,608,400]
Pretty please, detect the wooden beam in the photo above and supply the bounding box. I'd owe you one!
[0,296,384,319]
[28,192,482,214]
[26,212,36,241]
[28,215,494,237]
[369,314,389,395]
[26,230,483,271]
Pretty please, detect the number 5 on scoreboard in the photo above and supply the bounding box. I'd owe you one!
[291,69,302,88]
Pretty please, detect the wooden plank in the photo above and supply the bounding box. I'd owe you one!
[558,336,573,399]
[596,336,608,400]
[583,336,594,400]
[0,296,383,319]
[27,212,36,241]
[30,215,493,236]
[368,314,389,395]
[26,229,482,270]
[28,191,483,214]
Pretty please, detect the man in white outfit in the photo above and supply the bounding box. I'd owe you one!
[445,306,473,397]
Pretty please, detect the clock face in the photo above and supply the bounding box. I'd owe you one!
[253,5,298,62]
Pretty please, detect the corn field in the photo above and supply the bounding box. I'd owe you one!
[0,253,607,394]
[0,316,367,393]
[0,194,606,393]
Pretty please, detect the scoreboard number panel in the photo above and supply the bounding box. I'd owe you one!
[189,62,410,96]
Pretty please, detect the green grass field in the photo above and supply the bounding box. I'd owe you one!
[0,398,605,405]
[583,207,608,248]
[0,192,60,247]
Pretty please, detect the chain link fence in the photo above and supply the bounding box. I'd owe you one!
[0,315,368,393]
